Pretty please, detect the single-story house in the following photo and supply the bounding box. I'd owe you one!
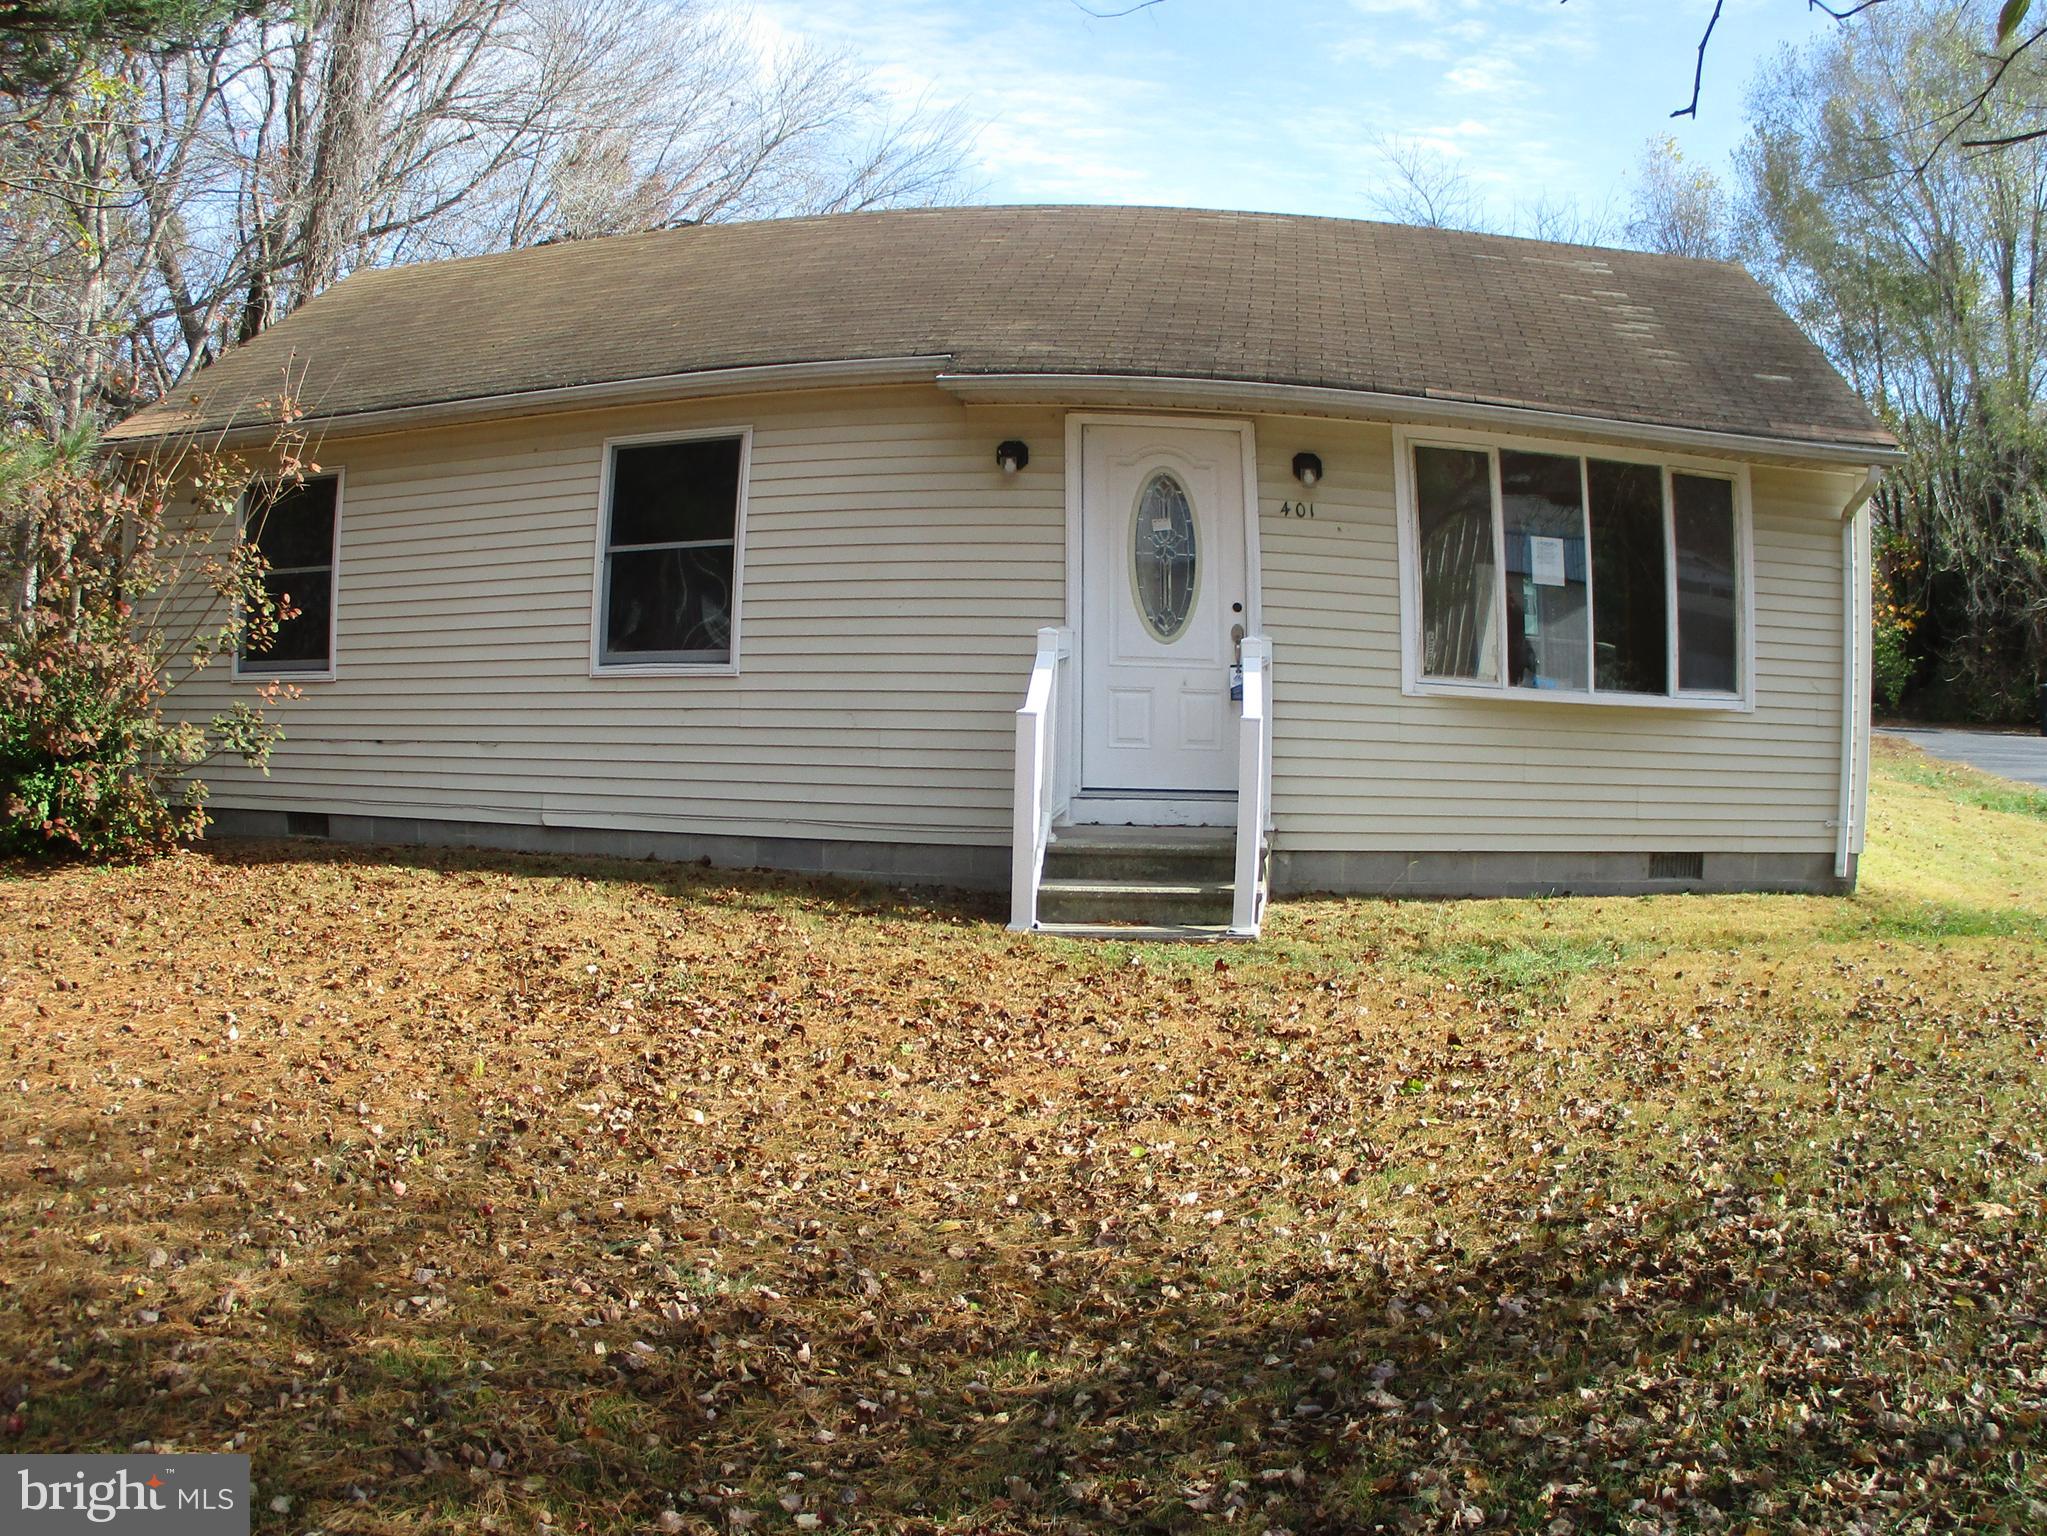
[108,205,1899,937]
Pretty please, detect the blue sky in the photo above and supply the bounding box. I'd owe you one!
[750,0,1841,230]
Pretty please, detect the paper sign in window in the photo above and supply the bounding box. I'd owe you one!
[1529,535,1567,588]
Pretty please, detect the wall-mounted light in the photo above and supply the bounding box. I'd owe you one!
[996,439,1030,475]
[1292,452,1323,487]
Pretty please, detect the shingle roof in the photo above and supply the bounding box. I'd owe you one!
[107,204,1895,454]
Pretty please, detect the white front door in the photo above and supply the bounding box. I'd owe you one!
[1079,421,1248,799]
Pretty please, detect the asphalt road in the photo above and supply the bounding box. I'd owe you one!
[1883,725,2047,789]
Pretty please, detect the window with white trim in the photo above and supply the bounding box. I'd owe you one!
[1407,440,1744,702]
[239,474,338,675]
[599,435,744,667]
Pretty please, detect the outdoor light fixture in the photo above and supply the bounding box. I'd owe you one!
[996,439,1030,475]
[1292,452,1323,487]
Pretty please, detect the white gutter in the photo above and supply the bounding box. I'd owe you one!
[105,355,956,450]
[937,371,1907,468]
[111,357,1904,471]
[1836,466,1884,881]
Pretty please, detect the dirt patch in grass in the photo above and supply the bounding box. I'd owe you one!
[2,744,2045,1533]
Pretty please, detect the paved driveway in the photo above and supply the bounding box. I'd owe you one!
[1883,726,2047,788]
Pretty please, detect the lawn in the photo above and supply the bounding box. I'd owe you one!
[2,736,2044,1534]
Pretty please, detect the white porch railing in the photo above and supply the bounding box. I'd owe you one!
[1230,636,1274,937]
[1009,626,1072,931]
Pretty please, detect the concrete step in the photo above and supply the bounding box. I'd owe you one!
[1037,825,1259,931]
[1036,877,1235,927]
[1044,827,1237,886]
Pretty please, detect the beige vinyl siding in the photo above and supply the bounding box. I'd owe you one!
[179,389,1856,863]
[179,386,1065,844]
[1256,419,1855,854]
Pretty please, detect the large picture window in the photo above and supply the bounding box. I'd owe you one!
[598,433,746,668]
[1405,438,1745,704]
[239,474,339,676]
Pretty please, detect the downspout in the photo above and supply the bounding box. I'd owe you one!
[1836,467,1883,882]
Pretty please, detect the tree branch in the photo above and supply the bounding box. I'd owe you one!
[1669,0,1726,120]
[1959,124,2047,150]
[1555,0,1886,119]
[1923,24,2047,168]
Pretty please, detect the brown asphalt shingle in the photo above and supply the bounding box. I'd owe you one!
[107,204,1895,453]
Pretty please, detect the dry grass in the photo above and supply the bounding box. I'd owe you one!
[2,735,2044,1534]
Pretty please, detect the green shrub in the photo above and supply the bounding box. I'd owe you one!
[1872,595,1916,712]
[0,434,297,859]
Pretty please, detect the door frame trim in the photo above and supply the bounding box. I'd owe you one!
[1061,411,1263,811]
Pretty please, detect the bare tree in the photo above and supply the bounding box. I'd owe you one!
[1517,192,1621,247]
[0,80,162,432]
[0,0,975,437]
[1366,133,1483,231]
[483,0,969,246]
[1365,135,1629,245]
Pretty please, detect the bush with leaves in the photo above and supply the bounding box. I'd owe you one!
[0,431,297,858]
[1870,538,1924,714]
[1873,599,1918,714]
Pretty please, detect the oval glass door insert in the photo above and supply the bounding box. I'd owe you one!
[1132,471,1197,641]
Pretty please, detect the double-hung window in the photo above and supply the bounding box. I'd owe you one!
[597,432,747,670]
[1403,436,1747,706]
[238,474,340,677]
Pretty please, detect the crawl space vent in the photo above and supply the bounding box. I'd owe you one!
[1648,852,1705,881]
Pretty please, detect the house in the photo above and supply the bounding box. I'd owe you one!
[108,205,1899,937]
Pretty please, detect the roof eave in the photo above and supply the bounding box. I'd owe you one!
[103,354,958,449]
[935,371,1905,469]
[104,353,1903,472]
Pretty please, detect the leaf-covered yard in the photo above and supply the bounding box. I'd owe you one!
[3,738,2045,1535]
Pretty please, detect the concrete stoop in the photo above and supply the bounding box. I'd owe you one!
[1034,825,1245,938]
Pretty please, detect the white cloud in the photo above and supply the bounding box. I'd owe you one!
[741,0,1176,197]
[1445,56,1522,95]
[721,0,1805,235]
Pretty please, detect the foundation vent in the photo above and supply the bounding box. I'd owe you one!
[285,811,331,839]
[1648,851,1704,881]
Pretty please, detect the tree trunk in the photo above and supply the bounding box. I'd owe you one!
[292,0,376,308]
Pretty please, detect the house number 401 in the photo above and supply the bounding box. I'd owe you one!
[1275,500,1315,518]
